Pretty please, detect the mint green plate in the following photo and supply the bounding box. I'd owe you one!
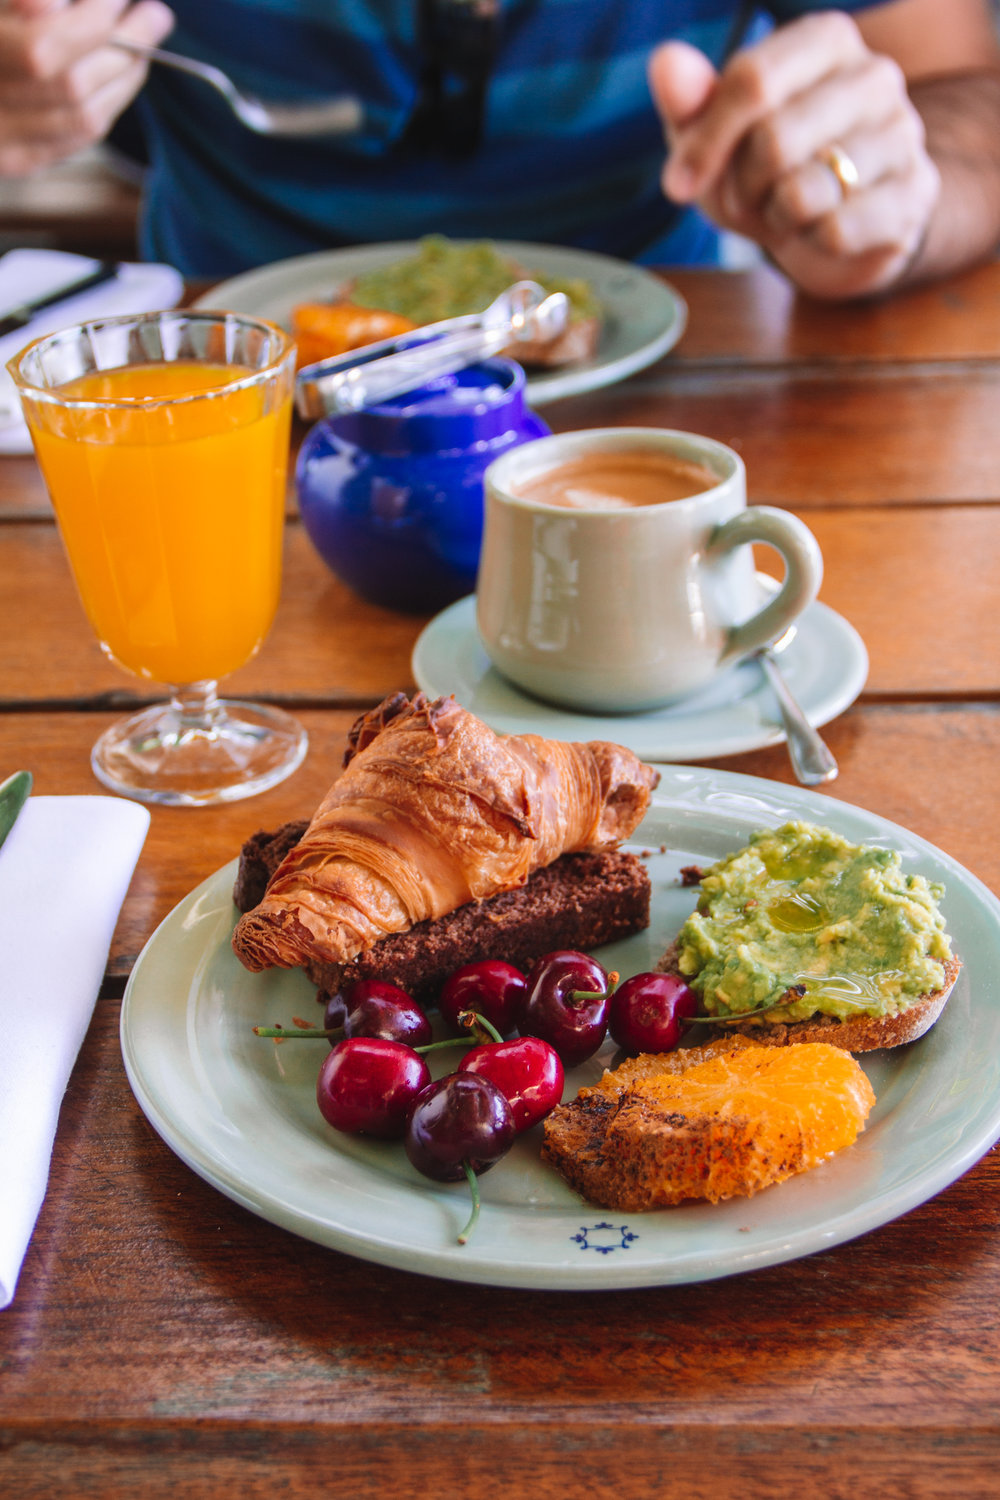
[120,767,1000,1289]
[195,239,687,406]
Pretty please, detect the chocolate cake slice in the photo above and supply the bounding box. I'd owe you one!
[233,824,651,1005]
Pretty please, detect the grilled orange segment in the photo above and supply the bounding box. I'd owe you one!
[292,302,417,368]
[541,1042,875,1211]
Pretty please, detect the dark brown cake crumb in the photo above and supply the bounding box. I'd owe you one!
[232,820,308,912]
[304,850,651,1006]
[679,865,704,887]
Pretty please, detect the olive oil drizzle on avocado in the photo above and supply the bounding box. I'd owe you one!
[768,890,828,934]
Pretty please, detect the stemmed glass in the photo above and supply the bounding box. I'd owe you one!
[8,310,308,806]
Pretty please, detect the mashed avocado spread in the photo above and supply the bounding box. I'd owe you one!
[352,236,601,325]
[676,821,952,1023]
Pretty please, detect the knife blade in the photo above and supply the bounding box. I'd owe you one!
[0,770,32,851]
[0,261,119,339]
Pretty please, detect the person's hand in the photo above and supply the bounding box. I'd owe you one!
[0,0,174,175]
[649,11,941,300]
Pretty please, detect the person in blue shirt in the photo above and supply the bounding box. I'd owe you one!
[0,1,998,302]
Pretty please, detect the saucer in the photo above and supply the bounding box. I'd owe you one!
[411,594,868,761]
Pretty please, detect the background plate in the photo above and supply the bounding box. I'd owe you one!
[194,240,687,404]
[120,767,1000,1291]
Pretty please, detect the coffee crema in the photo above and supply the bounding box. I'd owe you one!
[511,448,720,511]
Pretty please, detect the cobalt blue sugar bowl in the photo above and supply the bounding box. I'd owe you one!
[295,358,550,614]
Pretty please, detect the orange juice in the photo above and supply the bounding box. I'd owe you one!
[24,360,293,684]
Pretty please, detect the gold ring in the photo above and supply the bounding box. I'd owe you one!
[818,142,860,198]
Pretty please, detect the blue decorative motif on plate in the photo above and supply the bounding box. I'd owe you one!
[571,1222,639,1254]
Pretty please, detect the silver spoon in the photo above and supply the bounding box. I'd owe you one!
[111,39,364,137]
[756,629,838,786]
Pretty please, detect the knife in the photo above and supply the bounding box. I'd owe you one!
[0,261,119,339]
[0,770,32,851]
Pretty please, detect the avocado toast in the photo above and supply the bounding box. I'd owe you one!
[658,821,961,1051]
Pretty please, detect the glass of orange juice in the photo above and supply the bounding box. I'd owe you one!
[7,310,307,806]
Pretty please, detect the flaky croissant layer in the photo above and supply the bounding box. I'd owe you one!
[232,693,658,973]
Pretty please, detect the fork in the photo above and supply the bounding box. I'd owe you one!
[111,39,364,137]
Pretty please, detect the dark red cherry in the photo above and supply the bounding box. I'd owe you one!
[316,1036,430,1139]
[459,1036,564,1131]
[322,987,350,1032]
[608,971,698,1055]
[438,959,527,1037]
[404,1072,515,1182]
[338,979,432,1048]
[518,949,613,1067]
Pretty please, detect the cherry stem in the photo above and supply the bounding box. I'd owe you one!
[457,1160,481,1244]
[253,1024,341,1039]
[568,971,619,1008]
[682,1000,784,1026]
[458,1009,504,1045]
[253,1013,503,1051]
[414,1036,478,1056]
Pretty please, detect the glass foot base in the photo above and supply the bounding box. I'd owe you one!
[91,698,308,807]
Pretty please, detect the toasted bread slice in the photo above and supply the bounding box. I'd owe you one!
[589,1034,763,1093]
[505,314,601,368]
[655,941,961,1052]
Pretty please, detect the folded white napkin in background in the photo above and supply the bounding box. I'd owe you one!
[0,249,185,455]
[0,795,150,1309]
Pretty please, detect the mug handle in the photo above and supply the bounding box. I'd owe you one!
[705,506,823,665]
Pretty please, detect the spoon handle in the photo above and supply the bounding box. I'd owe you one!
[758,650,838,786]
[110,39,234,92]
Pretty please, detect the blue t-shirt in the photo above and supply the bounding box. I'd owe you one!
[137,1,876,276]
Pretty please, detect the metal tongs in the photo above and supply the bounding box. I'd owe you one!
[294,281,569,420]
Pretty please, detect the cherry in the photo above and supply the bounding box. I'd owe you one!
[316,1036,430,1139]
[518,949,615,1067]
[340,979,433,1048]
[608,971,698,1055]
[405,1073,514,1181]
[459,1036,564,1131]
[405,1072,516,1244]
[322,988,350,1032]
[438,959,527,1038]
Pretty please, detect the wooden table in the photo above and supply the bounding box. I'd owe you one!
[0,147,140,261]
[2,263,999,1496]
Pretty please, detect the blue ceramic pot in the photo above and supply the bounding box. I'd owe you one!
[295,358,549,614]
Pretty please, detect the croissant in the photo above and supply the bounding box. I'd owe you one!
[232,693,658,973]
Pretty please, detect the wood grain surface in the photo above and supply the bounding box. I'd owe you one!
[1,265,999,1498]
[4,504,996,703]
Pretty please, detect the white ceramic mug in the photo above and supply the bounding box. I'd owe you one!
[476,427,823,714]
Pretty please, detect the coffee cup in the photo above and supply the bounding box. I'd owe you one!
[476,427,822,714]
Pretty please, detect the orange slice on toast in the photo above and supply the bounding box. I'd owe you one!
[541,1041,875,1211]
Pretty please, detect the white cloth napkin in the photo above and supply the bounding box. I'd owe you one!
[0,249,185,454]
[0,794,150,1308]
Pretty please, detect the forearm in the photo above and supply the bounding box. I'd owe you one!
[897,68,1000,288]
